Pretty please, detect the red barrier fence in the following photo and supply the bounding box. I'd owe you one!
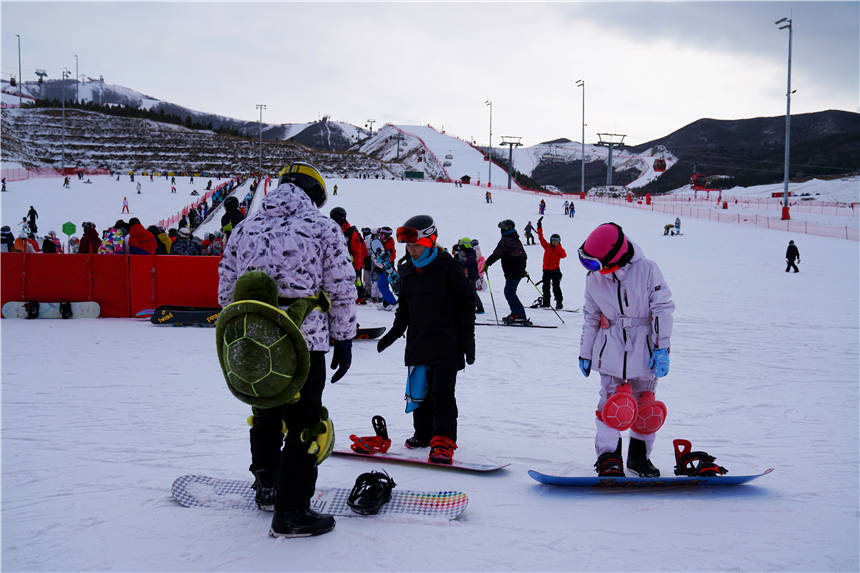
[1,252,221,317]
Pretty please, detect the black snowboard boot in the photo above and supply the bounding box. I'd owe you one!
[252,468,277,511]
[269,508,335,538]
[594,438,624,477]
[404,435,430,449]
[627,437,660,477]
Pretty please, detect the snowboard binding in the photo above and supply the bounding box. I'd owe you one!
[347,470,396,515]
[348,415,392,454]
[59,302,73,319]
[24,301,39,319]
[673,439,729,477]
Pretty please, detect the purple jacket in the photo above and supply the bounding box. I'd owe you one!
[218,183,357,351]
[579,242,674,379]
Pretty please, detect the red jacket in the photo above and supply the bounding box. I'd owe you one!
[340,220,367,272]
[128,223,157,255]
[537,227,567,270]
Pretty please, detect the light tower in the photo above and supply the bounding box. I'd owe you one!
[576,79,586,195]
[499,136,522,190]
[256,104,267,175]
[776,16,794,221]
[595,133,626,186]
[484,100,493,187]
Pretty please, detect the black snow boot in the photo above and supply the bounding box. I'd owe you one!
[404,435,431,449]
[252,468,277,511]
[594,439,624,477]
[627,438,660,477]
[269,508,335,538]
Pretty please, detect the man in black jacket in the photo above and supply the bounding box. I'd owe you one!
[221,196,245,242]
[377,215,476,465]
[785,240,800,273]
[482,219,529,324]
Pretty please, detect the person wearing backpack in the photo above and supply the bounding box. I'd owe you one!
[329,207,368,303]
[217,162,356,539]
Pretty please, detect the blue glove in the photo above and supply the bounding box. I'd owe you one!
[330,339,352,383]
[578,357,591,377]
[649,348,670,377]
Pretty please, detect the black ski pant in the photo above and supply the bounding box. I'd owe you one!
[411,364,459,443]
[249,351,325,512]
[541,269,563,306]
[469,278,484,313]
[786,260,799,272]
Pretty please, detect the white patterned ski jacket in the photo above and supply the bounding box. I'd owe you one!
[217,183,357,351]
[578,242,674,380]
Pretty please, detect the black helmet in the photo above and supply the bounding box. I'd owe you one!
[550,233,561,243]
[498,219,515,231]
[278,162,327,208]
[361,227,372,236]
[396,215,437,245]
[224,196,239,210]
[330,207,347,225]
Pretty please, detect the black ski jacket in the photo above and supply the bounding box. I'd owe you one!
[385,249,475,369]
[786,244,800,261]
[485,231,527,280]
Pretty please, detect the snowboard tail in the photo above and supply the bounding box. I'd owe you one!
[2,301,100,319]
[171,474,468,520]
[527,468,774,487]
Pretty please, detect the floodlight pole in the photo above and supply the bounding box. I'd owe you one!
[488,101,493,187]
[500,136,522,190]
[61,68,70,170]
[776,17,793,220]
[16,34,22,107]
[576,79,585,195]
[256,104,267,175]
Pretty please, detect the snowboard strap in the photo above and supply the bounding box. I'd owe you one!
[347,471,396,515]
[673,439,729,476]
[59,301,73,319]
[349,415,392,454]
[24,301,39,319]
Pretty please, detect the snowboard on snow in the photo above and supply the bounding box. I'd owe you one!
[171,474,468,520]
[475,321,557,329]
[333,448,510,473]
[150,305,220,327]
[150,305,385,340]
[527,468,774,488]
[2,301,100,319]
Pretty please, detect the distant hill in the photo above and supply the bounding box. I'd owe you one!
[629,110,860,193]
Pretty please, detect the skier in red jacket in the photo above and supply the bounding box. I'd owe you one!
[330,207,368,302]
[536,216,567,309]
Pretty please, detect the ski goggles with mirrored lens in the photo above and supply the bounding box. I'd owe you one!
[578,247,605,272]
[396,226,436,245]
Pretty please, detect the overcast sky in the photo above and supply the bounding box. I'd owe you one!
[2,1,858,146]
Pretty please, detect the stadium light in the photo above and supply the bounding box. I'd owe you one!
[256,104,267,176]
[776,17,793,220]
[16,34,22,107]
[484,100,492,187]
[576,79,585,196]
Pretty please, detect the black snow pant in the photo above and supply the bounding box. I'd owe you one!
[786,260,799,272]
[541,269,563,307]
[249,351,325,512]
[469,279,484,313]
[411,364,459,443]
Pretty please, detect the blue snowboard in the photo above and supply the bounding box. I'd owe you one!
[528,467,773,487]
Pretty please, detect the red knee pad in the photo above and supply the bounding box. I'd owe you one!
[596,384,638,431]
[632,391,667,434]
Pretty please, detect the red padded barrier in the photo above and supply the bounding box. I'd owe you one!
[1,253,220,318]
[128,255,220,316]
[1,253,130,317]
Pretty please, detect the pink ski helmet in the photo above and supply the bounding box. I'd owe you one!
[578,222,632,274]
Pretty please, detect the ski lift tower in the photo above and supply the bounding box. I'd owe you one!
[499,136,522,189]
[35,69,47,99]
[596,132,626,186]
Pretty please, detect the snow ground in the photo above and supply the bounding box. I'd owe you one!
[1,176,858,571]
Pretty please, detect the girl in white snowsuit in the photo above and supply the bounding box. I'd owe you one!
[577,222,674,477]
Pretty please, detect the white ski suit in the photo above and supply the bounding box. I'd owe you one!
[578,242,674,456]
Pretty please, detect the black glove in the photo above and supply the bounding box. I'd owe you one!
[377,332,397,353]
[463,339,475,365]
[537,216,543,229]
[330,339,352,383]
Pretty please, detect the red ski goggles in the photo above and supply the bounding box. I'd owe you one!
[396,226,437,247]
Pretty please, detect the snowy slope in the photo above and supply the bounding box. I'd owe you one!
[1,176,858,571]
[396,124,518,187]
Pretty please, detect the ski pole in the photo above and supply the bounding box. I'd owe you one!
[526,274,564,324]
[483,268,500,326]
